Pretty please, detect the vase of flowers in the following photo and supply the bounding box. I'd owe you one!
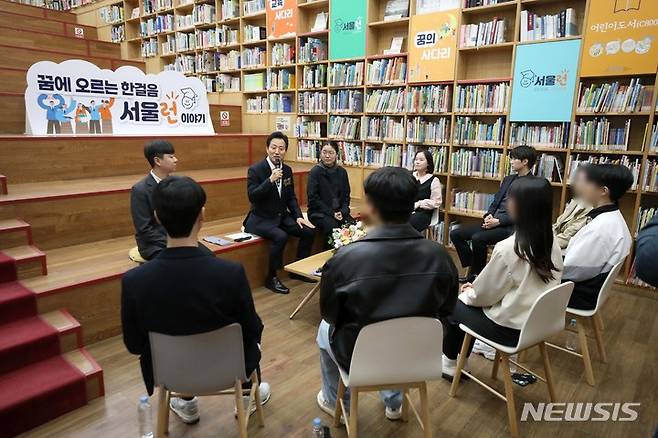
[329,221,367,250]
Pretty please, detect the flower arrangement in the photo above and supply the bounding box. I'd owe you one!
[329,221,367,249]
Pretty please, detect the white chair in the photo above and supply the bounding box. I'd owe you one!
[149,324,264,438]
[546,261,624,386]
[333,317,443,438]
[449,282,574,438]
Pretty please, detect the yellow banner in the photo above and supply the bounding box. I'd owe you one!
[581,0,658,77]
[408,10,459,83]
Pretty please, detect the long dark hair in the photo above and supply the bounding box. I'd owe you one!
[507,176,558,283]
[415,149,435,174]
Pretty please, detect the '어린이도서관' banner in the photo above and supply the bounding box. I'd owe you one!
[24,59,215,136]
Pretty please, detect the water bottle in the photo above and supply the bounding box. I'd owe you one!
[311,417,324,437]
[138,395,154,438]
[566,318,578,351]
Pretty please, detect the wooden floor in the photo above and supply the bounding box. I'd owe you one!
[18,281,658,438]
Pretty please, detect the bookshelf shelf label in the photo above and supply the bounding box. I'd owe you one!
[266,0,298,39]
[329,0,367,60]
[510,39,581,122]
[408,10,460,83]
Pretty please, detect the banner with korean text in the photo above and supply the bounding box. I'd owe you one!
[329,0,366,60]
[24,60,214,135]
[266,0,297,39]
[581,0,658,77]
[408,9,459,83]
[511,39,581,122]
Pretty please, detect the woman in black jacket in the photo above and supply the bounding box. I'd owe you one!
[307,143,354,245]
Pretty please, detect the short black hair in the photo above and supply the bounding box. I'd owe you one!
[324,142,339,154]
[364,167,417,223]
[152,176,206,238]
[415,149,435,174]
[580,163,634,202]
[510,145,537,168]
[144,140,175,167]
[266,131,288,150]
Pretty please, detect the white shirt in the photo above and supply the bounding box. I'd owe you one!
[150,169,162,184]
[266,157,282,196]
[413,172,442,210]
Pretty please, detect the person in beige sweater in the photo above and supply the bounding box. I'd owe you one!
[553,198,592,253]
[442,176,563,379]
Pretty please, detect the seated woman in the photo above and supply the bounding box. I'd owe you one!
[441,176,563,380]
[307,143,354,245]
[409,149,442,233]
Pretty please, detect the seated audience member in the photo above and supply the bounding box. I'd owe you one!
[450,145,537,282]
[244,132,316,294]
[442,176,562,379]
[563,164,633,310]
[122,176,270,424]
[635,214,658,287]
[316,167,458,420]
[307,143,354,245]
[409,149,442,233]
[553,197,592,253]
[130,140,177,260]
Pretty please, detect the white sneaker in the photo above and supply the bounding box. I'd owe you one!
[385,406,402,421]
[472,340,496,360]
[234,382,271,418]
[169,397,200,424]
[441,354,469,382]
[316,390,345,424]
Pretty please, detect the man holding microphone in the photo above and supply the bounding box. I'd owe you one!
[244,132,316,294]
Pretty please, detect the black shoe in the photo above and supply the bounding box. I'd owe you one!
[265,276,290,294]
[290,273,315,283]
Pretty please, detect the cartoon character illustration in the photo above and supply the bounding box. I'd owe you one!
[53,97,77,134]
[37,94,65,134]
[99,97,115,134]
[75,103,89,134]
[179,88,198,110]
[83,100,103,134]
[519,70,536,88]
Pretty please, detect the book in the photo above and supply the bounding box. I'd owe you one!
[384,0,409,20]
[312,12,329,32]
[384,37,404,55]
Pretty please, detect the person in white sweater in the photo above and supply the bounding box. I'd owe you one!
[442,176,563,379]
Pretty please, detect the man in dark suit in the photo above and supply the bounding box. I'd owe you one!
[244,131,316,294]
[130,140,178,260]
[636,214,658,287]
[450,145,537,282]
[122,176,270,425]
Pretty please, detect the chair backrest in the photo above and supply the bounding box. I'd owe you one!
[516,282,574,350]
[348,317,443,387]
[149,324,247,395]
[593,260,624,312]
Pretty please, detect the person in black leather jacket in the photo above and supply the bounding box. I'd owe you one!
[315,166,459,421]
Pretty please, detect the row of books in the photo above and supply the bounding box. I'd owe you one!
[141,38,158,57]
[650,122,658,152]
[242,0,264,15]
[329,62,364,87]
[330,90,364,113]
[571,118,631,151]
[99,5,123,24]
[519,8,577,42]
[451,148,502,178]
[406,117,450,145]
[366,58,407,85]
[577,79,654,113]
[175,31,196,52]
[298,92,327,114]
[142,0,155,15]
[296,140,323,162]
[641,159,658,192]
[141,15,173,37]
[192,4,215,25]
[453,117,505,146]
[163,55,195,74]
[460,18,506,48]
[218,50,240,71]
[295,117,326,138]
[532,154,564,183]
[110,25,125,43]
[363,116,405,142]
[462,0,513,7]
[626,259,656,290]
[299,38,327,64]
[455,82,508,113]
[568,154,641,190]
[302,65,327,89]
[269,94,294,113]
[174,14,194,31]
[220,0,239,20]
[156,0,173,11]
[402,145,449,173]
[427,221,457,246]
[271,43,295,66]
[509,122,569,149]
[636,206,657,235]
[217,74,240,92]
[162,35,175,55]
[242,47,266,67]
[244,25,265,42]
[329,116,361,140]
[197,28,218,48]
[406,85,451,113]
[297,140,363,166]
[451,190,495,214]
[267,69,295,90]
[364,144,402,168]
[196,51,218,73]
[365,89,405,113]
[245,95,268,113]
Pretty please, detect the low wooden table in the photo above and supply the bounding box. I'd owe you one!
[285,250,334,319]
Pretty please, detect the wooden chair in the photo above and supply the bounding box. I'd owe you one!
[149,324,264,438]
[546,261,624,386]
[333,317,444,438]
[449,282,574,438]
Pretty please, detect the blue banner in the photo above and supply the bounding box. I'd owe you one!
[510,39,581,122]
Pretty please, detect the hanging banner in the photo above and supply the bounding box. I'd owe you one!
[510,39,581,122]
[408,9,459,83]
[581,0,658,77]
[329,0,366,60]
[266,0,297,39]
[24,59,214,136]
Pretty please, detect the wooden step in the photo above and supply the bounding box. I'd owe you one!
[62,348,104,400]
[39,309,82,353]
[0,10,98,39]
[1,245,47,279]
[0,175,6,195]
[0,0,77,23]
[0,218,31,248]
[0,45,144,72]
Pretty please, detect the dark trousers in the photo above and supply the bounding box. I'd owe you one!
[442,301,520,360]
[409,210,433,233]
[450,224,512,275]
[47,120,61,134]
[89,120,101,134]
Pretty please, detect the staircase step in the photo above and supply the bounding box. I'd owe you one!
[63,348,104,400]
[0,315,60,374]
[1,245,47,279]
[0,218,32,248]
[0,10,98,39]
[0,174,6,195]
[40,309,82,353]
[0,281,35,324]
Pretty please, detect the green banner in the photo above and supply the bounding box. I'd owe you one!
[329,0,367,60]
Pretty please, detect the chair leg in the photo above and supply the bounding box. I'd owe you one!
[592,314,608,363]
[576,317,596,386]
[401,388,409,422]
[449,333,472,397]
[517,350,528,363]
[349,389,359,438]
[500,354,520,438]
[156,387,168,438]
[334,380,345,427]
[235,379,248,438]
[251,371,265,427]
[539,342,557,402]
[491,350,501,381]
[419,382,432,438]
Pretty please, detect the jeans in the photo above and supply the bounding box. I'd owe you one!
[316,320,402,411]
